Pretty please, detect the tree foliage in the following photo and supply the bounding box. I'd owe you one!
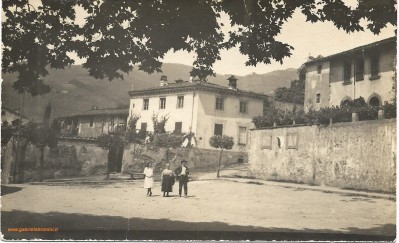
[209,135,234,178]
[274,79,305,104]
[152,113,169,134]
[153,133,184,149]
[97,133,125,150]
[2,0,396,95]
[22,122,58,150]
[209,135,234,150]
[125,114,141,142]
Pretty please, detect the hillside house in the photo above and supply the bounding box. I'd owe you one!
[57,107,129,138]
[1,106,30,127]
[128,75,270,152]
[304,37,396,112]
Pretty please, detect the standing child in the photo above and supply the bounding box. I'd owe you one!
[143,162,153,196]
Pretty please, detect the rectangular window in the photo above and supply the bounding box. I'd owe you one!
[370,55,379,77]
[355,58,364,81]
[238,126,247,145]
[215,97,224,111]
[239,101,248,113]
[286,132,299,149]
[143,99,149,110]
[174,122,182,133]
[89,118,94,127]
[343,62,351,83]
[141,122,147,132]
[316,93,321,104]
[214,123,223,136]
[317,65,322,74]
[261,135,272,150]
[177,96,184,108]
[159,97,166,109]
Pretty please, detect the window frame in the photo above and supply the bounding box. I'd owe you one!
[143,98,149,110]
[215,97,225,111]
[239,100,248,114]
[343,61,352,84]
[316,93,321,104]
[89,117,94,127]
[214,123,223,136]
[355,58,364,81]
[238,126,247,145]
[177,96,184,109]
[159,97,166,109]
[174,122,182,133]
[140,122,147,132]
[370,55,379,78]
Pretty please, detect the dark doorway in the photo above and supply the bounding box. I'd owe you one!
[108,144,123,173]
[369,97,380,107]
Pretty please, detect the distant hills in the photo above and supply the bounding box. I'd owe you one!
[1,63,298,122]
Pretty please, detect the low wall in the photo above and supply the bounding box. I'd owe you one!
[248,119,396,193]
[2,138,247,183]
[1,138,84,183]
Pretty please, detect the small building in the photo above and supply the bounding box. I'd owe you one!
[1,106,30,127]
[304,37,396,112]
[128,76,270,152]
[57,107,129,138]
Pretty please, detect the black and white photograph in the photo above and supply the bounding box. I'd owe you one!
[1,0,396,241]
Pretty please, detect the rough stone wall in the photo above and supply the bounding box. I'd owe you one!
[1,140,84,183]
[3,137,247,184]
[248,119,396,193]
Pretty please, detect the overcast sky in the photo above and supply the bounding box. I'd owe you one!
[163,9,396,76]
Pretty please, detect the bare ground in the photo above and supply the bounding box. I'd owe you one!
[1,174,395,241]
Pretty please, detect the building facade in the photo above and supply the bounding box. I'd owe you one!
[304,37,396,112]
[57,108,129,138]
[128,77,269,152]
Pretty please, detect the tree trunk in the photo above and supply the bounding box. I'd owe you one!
[217,149,223,178]
[39,147,45,182]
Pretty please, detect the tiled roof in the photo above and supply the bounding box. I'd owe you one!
[58,108,129,119]
[305,36,396,65]
[2,106,30,120]
[128,80,269,99]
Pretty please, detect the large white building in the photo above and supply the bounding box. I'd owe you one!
[304,37,396,112]
[128,76,269,152]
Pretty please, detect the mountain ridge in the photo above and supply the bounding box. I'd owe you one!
[1,63,298,122]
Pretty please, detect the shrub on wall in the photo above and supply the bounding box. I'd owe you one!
[383,101,396,119]
[253,96,396,129]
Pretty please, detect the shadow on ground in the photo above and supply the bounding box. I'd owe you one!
[1,210,395,241]
[1,186,23,196]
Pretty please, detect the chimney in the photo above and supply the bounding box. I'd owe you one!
[160,75,168,87]
[175,78,184,84]
[227,75,238,90]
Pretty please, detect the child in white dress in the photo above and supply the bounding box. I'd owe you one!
[143,162,153,196]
